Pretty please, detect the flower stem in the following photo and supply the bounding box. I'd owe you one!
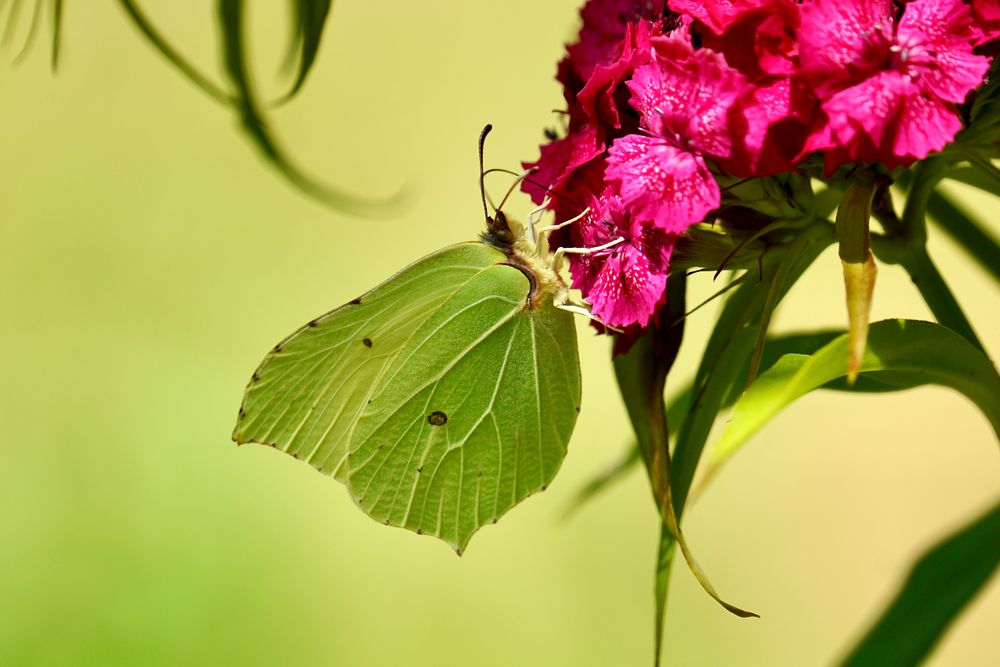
[877,156,986,351]
[836,175,878,383]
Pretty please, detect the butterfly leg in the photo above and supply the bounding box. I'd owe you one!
[552,236,625,274]
[556,302,623,333]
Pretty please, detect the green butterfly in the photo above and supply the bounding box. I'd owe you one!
[233,127,588,553]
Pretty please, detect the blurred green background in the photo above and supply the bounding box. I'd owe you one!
[1,3,997,665]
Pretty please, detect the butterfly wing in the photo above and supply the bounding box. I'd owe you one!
[347,265,581,552]
[233,242,509,480]
[234,241,582,552]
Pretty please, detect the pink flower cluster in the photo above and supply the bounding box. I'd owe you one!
[524,0,997,330]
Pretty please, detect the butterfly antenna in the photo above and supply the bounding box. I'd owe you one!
[496,167,538,212]
[481,167,575,208]
[479,124,493,223]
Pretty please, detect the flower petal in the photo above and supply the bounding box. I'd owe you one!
[607,134,720,232]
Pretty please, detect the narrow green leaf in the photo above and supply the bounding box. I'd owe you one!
[653,525,677,667]
[562,445,640,519]
[748,221,836,385]
[710,319,1000,476]
[885,158,985,351]
[48,0,61,70]
[899,248,985,352]
[279,0,332,103]
[840,497,1000,667]
[945,165,1000,199]
[11,0,41,64]
[2,0,24,49]
[673,221,835,515]
[926,190,1000,287]
[563,385,693,519]
[570,326,906,520]
[118,0,232,105]
[671,223,767,273]
[218,0,402,215]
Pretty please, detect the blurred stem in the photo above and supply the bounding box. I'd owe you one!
[875,156,985,351]
[900,249,984,351]
[118,0,233,105]
[925,192,1000,286]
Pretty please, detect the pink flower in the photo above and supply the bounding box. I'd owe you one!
[732,77,817,175]
[684,0,800,79]
[521,121,603,206]
[799,0,990,170]
[970,0,1000,44]
[568,188,675,328]
[606,35,750,229]
[563,0,673,86]
[668,0,775,36]
[676,0,813,175]
[577,19,659,130]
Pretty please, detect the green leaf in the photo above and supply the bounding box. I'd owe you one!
[945,165,1000,199]
[840,497,1000,667]
[48,0,61,70]
[218,0,402,215]
[926,190,1000,287]
[615,273,759,663]
[653,525,677,667]
[883,158,986,352]
[234,241,582,552]
[279,0,332,103]
[2,0,25,50]
[674,222,836,515]
[118,0,232,105]
[565,328,903,520]
[641,223,833,662]
[709,319,1000,476]
[561,444,640,520]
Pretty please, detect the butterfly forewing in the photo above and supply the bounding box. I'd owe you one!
[346,264,581,551]
[233,243,508,479]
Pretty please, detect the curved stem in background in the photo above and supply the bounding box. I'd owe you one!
[899,249,986,353]
[117,0,233,105]
[879,156,986,352]
[925,191,1000,287]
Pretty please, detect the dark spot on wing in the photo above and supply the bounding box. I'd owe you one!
[383,519,390,525]
[251,371,260,383]
[362,337,373,348]
[307,319,318,328]
[238,407,246,418]
[575,406,581,413]
[273,343,283,352]
[415,528,423,535]
[428,411,448,426]
[416,466,423,474]
[350,297,363,305]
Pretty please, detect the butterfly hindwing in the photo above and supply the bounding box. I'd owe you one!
[346,264,581,551]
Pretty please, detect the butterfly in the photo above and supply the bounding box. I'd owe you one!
[232,126,593,554]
